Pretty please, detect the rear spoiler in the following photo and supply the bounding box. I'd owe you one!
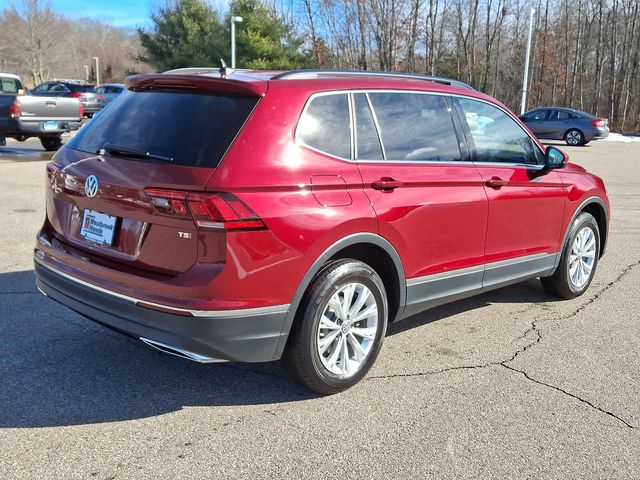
[125,74,267,97]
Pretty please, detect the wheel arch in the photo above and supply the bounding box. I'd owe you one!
[554,196,609,272]
[272,233,406,360]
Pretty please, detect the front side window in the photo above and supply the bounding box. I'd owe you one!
[523,110,548,121]
[297,93,351,159]
[458,98,542,165]
[366,92,461,162]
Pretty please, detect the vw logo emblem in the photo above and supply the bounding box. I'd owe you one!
[85,175,99,198]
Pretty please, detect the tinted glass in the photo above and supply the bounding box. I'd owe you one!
[524,110,548,121]
[458,98,542,165]
[70,85,97,93]
[553,110,572,120]
[0,77,21,93]
[368,93,461,161]
[50,84,69,93]
[354,94,383,160]
[298,94,351,158]
[33,83,50,92]
[67,90,258,168]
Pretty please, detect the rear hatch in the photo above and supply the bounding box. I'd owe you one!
[45,76,263,274]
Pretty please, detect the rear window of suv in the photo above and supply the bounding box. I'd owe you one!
[67,90,258,167]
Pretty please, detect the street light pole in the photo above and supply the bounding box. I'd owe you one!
[231,16,243,69]
[92,56,100,86]
[520,7,536,115]
[83,65,89,82]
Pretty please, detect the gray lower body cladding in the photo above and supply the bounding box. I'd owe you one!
[34,261,289,363]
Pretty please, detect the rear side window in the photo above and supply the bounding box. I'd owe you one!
[67,91,258,167]
[71,85,97,93]
[458,97,542,165]
[297,94,351,159]
[367,92,461,162]
[354,93,384,160]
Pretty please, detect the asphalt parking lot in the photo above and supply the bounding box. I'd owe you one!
[1,137,639,479]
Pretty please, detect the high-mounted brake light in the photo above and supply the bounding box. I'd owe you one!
[9,99,20,119]
[144,189,266,231]
[591,118,606,128]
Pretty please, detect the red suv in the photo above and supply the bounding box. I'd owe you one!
[35,69,609,393]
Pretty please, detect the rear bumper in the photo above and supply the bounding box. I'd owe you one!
[34,259,290,363]
[82,104,103,114]
[9,119,82,136]
[587,127,610,141]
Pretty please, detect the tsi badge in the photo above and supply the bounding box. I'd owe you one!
[85,175,99,198]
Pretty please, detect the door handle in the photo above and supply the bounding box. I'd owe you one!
[371,177,402,191]
[485,177,508,189]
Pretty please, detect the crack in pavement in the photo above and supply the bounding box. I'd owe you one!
[501,363,636,429]
[369,259,640,430]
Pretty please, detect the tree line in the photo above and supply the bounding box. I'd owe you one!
[1,0,638,131]
[300,0,640,132]
[0,0,150,86]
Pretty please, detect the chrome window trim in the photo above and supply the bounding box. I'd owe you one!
[35,258,290,319]
[294,88,547,168]
[365,92,387,160]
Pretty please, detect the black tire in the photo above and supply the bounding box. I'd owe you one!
[40,136,62,151]
[541,212,600,299]
[283,259,388,394]
[564,128,585,146]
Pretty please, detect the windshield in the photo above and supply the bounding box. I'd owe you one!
[66,90,258,167]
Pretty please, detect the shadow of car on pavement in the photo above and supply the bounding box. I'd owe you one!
[0,269,558,428]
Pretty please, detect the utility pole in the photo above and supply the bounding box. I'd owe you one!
[520,7,536,115]
[92,57,100,86]
[83,65,89,82]
[231,16,243,69]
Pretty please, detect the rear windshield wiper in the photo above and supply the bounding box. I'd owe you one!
[99,144,174,163]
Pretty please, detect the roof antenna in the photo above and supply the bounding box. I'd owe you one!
[219,59,234,78]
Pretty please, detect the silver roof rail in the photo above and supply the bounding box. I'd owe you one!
[162,67,220,75]
[271,69,475,90]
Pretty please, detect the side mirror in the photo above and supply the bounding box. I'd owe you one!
[545,146,566,169]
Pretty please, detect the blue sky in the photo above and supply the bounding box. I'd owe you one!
[49,0,155,28]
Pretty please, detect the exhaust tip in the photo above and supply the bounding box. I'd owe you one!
[140,337,227,364]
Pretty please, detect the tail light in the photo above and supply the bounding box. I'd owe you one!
[144,189,266,231]
[46,163,61,189]
[9,99,20,118]
[97,94,104,101]
[71,93,82,98]
[591,118,606,128]
[78,102,84,117]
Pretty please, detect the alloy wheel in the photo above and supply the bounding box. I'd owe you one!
[569,226,597,288]
[316,282,378,378]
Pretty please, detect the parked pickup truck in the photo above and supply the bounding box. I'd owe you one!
[0,73,83,151]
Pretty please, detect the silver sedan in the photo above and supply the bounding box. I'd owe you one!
[520,107,609,146]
